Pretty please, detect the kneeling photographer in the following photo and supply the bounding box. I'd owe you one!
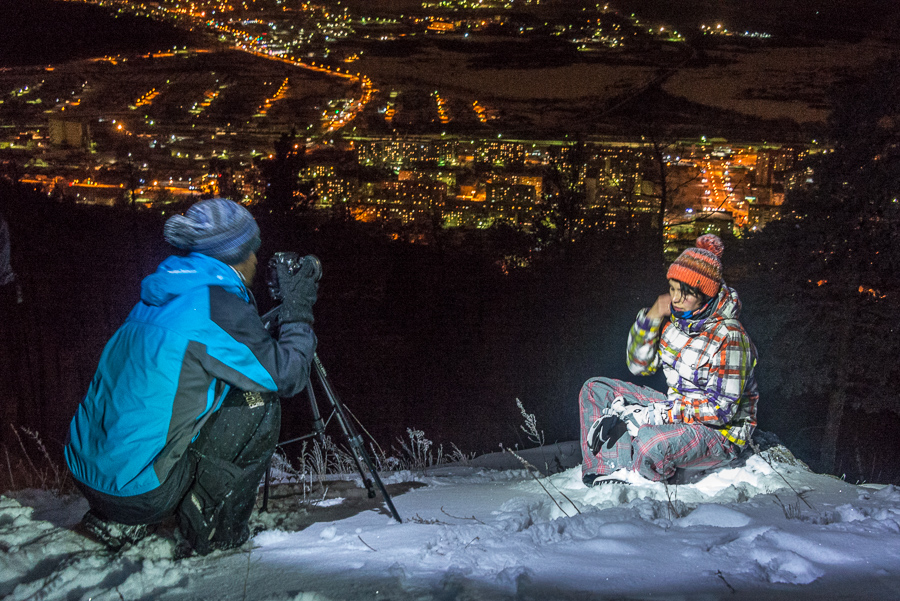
[64,198,320,557]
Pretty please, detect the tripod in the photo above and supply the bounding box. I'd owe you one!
[260,309,401,523]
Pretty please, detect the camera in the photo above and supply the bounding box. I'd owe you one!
[267,252,322,302]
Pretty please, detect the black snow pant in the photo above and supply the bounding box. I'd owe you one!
[178,388,281,554]
[77,387,281,555]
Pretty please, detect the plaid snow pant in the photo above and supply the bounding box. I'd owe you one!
[579,377,737,482]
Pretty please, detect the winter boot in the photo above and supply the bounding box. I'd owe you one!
[591,475,630,486]
[171,522,253,560]
[80,510,151,551]
[171,527,196,560]
[176,453,250,556]
[211,523,251,552]
[590,469,635,487]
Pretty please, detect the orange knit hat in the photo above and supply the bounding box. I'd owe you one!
[667,234,724,298]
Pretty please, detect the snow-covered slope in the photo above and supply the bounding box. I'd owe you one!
[2,442,900,600]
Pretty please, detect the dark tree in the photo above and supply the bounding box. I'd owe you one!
[259,129,309,214]
[737,56,900,480]
[536,142,587,252]
[209,157,242,202]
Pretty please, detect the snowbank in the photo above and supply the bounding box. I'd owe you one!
[2,442,900,600]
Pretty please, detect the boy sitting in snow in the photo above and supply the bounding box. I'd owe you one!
[580,234,759,486]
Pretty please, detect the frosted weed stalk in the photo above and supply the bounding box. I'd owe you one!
[282,427,469,482]
[516,398,544,447]
[749,439,815,513]
[266,438,356,500]
[505,399,579,516]
[2,426,73,494]
[262,440,357,516]
[503,445,580,517]
[268,446,319,504]
[376,437,472,473]
[516,398,561,474]
[294,436,356,485]
[394,428,443,474]
[772,491,810,520]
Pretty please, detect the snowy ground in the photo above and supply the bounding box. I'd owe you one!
[3,441,900,601]
[354,37,897,127]
[662,38,899,124]
[355,45,658,102]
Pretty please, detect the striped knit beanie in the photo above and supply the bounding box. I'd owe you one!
[667,234,724,298]
[163,198,261,265]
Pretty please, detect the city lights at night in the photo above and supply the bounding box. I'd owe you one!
[3,0,886,238]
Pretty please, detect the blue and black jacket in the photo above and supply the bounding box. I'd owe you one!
[65,252,316,497]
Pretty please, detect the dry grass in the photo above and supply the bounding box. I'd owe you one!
[2,425,74,495]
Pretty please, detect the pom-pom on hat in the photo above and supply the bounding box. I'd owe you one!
[666,234,724,298]
[164,198,261,266]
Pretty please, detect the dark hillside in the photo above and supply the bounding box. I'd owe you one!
[3,181,900,485]
[0,0,200,67]
[0,181,663,459]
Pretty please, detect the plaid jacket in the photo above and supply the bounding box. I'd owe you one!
[626,285,759,446]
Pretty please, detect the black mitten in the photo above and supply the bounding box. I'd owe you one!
[268,252,320,325]
[587,414,629,454]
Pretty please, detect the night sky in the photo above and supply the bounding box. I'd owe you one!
[0,1,196,67]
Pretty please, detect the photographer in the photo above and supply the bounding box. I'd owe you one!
[65,198,318,557]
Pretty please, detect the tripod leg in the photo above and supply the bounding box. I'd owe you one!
[262,458,271,513]
[306,379,327,442]
[313,355,402,523]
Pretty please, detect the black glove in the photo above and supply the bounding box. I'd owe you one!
[268,252,321,325]
[587,414,629,454]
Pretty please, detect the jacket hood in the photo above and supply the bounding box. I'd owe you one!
[140,253,247,307]
[672,284,741,335]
